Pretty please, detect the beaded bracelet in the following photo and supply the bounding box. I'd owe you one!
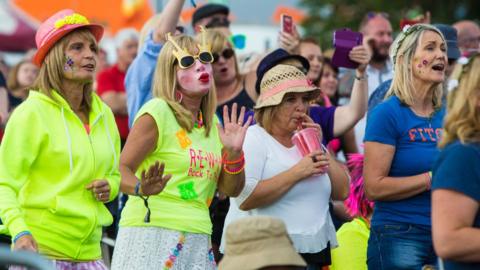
[222,151,245,165]
[223,161,245,175]
[13,231,31,243]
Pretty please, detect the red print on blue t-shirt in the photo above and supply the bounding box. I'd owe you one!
[408,128,442,142]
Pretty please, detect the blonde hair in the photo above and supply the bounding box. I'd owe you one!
[439,54,480,147]
[387,24,445,109]
[33,29,96,113]
[152,34,217,136]
[254,106,280,134]
[198,29,241,80]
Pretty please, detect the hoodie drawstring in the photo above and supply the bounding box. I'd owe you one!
[102,109,118,174]
[61,107,74,174]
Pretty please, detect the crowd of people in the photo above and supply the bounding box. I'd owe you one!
[0,1,479,270]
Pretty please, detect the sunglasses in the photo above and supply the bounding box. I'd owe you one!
[366,11,389,20]
[213,48,235,63]
[167,28,214,69]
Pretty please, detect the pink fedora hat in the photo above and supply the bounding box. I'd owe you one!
[33,9,104,66]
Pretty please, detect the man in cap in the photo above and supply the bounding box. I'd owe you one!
[453,20,480,57]
[192,3,230,33]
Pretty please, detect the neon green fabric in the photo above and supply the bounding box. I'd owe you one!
[120,98,223,234]
[0,90,121,261]
[330,218,370,270]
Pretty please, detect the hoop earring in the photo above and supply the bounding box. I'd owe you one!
[175,90,183,103]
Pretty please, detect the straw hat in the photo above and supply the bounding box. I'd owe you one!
[33,9,104,66]
[218,216,306,270]
[255,64,319,109]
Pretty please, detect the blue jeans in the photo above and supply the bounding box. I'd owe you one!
[367,223,437,270]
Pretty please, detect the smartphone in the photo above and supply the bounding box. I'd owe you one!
[281,14,293,34]
[332,28,363,69]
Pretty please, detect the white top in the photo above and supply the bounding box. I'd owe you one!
[221,125,337,253]
[354,61,394,152]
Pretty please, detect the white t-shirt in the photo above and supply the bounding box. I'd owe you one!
[354,61,394,152]
[221,125,337,253]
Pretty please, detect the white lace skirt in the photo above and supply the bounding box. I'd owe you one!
[111,226,216,270]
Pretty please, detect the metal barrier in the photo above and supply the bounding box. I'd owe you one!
[0,245,53,270]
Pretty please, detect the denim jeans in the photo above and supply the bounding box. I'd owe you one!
[367,223,437,270]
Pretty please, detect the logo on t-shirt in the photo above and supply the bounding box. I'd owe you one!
[176,129,192,149]
[408,128,442,142]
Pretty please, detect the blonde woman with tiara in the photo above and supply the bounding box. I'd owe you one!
[364,24,448,269]
[432,53,480,269]
[111,30,251,270]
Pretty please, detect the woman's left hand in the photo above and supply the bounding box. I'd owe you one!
[86,180,111,202]
[218,103,252,153]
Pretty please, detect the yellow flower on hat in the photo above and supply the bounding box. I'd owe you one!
[54,13,90,29]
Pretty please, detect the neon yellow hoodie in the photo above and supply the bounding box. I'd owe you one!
[0,90,120,261]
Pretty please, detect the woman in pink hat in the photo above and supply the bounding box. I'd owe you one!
[0,9,124,269]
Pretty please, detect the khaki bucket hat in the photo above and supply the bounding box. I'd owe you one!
[218,216,306,270]
[254,64,320,109]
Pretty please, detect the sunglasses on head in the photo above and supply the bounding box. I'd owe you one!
[367,11,389,20]
[213,48,235,63]
[167,27,214,69]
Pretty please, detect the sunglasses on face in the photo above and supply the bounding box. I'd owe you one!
[167,29,214,69]
[175,52,214,69]
[213,48,235,63]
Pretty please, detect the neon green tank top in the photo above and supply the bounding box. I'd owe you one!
[119,98,223,234]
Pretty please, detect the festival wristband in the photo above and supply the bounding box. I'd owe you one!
[13,231,32,244]
[134,181,141,196]
[223,151,245,165]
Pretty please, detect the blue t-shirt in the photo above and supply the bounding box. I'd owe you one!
[309,105,336,145]
[364,95,445,227]
[432,141,480,270]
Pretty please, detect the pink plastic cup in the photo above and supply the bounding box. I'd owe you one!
[291,127,322,157]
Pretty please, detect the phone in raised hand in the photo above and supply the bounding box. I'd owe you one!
[281,14,293,34]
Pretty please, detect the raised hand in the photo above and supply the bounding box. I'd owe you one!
[278,25,300,54]
[86,179,111,202]
[218,103,252,153]
[349,36,373,73]
[14,234,38,252]
[139,161,172,196]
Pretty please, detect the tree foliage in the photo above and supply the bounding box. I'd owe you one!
[300,0,480,49]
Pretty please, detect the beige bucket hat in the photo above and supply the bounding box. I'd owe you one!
[218,216,306,270]
[254,64,320,109]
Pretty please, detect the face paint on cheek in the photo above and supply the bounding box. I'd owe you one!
[64,56,74,72]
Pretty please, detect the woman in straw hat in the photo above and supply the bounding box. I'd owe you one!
[0,9,121,269]
[431,53,480,269]
[111,30,251,270]
[364,24,447,269]
[222,64,350,269]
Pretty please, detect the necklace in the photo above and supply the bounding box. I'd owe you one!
[194,111,204,128]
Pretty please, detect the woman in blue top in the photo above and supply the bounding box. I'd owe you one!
[364,24,447,270]
[432,53,480,270]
